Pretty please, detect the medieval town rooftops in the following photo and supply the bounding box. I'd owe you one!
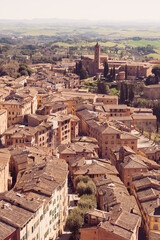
[87,209,111,220]
[120,145,136,154]
[101,125,121,135]
[109,116,132,121]
[0,149,10,170]
[142,145,160,154]
[15,159,68,195]
[120,132,138,140]
[4,125,37,137]
[48,113,70,122]
[58,142,98,155]
[0,220,16,240]
[69,157,86,168]
[100,210,140,240]
[9,146,51,173]
[72,136,98,144]
[132,113,157,120]
[28,114,48,122]
[108,59,151,67]
[94,174,140,216]
[3,190,41,213]
[96,94,118,100]
[0,199,34,228]
[73,161,118,177]
[132,172,160,216]
[103,104,130,111]
[77,109,97,121]
[136,188,158,202]
[133,176,160,191]
[120,151,160,170]
[133,108,153,114]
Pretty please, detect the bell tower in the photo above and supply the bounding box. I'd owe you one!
[94,42,100,72]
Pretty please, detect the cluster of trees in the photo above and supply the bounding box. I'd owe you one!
[104,61,115,82]
[132,98,160,123]
[0,60,19,78]
[136,45,155,55]
[0,45,10,54]
[0,61,33,78]
[75,61,88,80]
[120,82,134,104]
[145,65,160,85]
[32,57,55,64]
[97,80,110,94]
[0,37,15,45]
[17,64,33,77]
[76,175,96,196]
[66,176,97,238]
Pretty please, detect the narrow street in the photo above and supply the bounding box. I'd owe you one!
[58,229,71,240]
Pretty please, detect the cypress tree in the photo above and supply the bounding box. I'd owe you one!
[113,65,115,80]
[125,64,128,79]
[104,61,109,77]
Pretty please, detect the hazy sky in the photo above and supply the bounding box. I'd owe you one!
[1,0,160,22]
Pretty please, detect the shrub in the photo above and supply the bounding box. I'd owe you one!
[66,208,84,234]
[75,175,90,186]
[85,181,96,195]
[78,194,97,210]
[77,181,86,196]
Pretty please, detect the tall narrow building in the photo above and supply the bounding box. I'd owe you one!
[94,42,100,72]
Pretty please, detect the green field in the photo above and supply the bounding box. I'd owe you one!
[1,21,160,60]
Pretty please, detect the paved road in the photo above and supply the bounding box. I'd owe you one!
[58,230,71,240]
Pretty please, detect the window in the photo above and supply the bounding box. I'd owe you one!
[154,217,159,222]
[153,224,158,230]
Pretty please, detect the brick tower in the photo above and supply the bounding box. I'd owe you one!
[94,42,100,73]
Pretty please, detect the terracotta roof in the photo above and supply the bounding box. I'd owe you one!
[0,220,16,239]
[0,200,33,228]
[0,149,10,170]
[73,161,118,176]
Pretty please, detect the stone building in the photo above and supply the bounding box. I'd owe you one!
[143,84,160,100]
[81,174,141,240]
[82,43,152,79]
[48,114,71,146]
[82,43,108,75]
[0,159,68,240]
[0,109,7,136]
[77,109,138,158]
[81,210,141,240]
[0,149,10,192]
[131,172,160,239]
